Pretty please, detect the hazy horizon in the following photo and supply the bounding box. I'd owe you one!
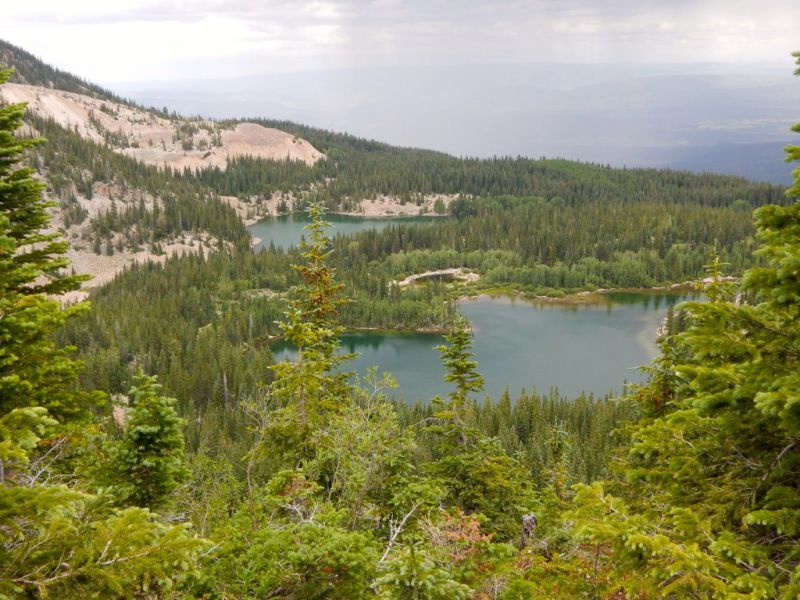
[4,1,799,183]
[107,61,797,184]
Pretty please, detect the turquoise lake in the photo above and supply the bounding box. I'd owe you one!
[256,214,699,402]
[272,291,698,402]
[249,213,438,250]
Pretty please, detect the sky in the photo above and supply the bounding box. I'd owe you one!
[3,1,798,182]
[3,0,800,83]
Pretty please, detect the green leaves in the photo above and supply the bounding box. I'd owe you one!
[102,373,189,509]
[0,487,205,598]
[0,65,208,599]
[0,406,56,471]
[0,67,95,425]
[566,51,800,597]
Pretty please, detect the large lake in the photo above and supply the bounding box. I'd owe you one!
[272,292,698,402]
[255,213,697,401]
[249,213,438,250]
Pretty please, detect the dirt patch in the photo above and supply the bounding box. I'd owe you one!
[1,83,324,170]
[395,268,480,287]
[340,194,459,217]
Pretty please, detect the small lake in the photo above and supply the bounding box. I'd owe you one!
[272,291,699,402]
[249,213,439,250]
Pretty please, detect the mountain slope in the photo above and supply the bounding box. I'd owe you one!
[0,38,123,101]
[1,83,324,169]
[0,41,327,296]
[0,40,791,299]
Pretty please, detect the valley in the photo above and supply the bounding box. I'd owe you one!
[2,32,800,599]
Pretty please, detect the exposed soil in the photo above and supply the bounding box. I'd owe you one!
[1,83,324,170]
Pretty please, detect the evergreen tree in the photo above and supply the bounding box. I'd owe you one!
[105,374,189,509]
[424,316,532,540]
[0,66,92,425]
[0,66,204,597]
[256,202,355,470]
[436,315,484,415]
[569,52,800,598]
[271,202,353,418]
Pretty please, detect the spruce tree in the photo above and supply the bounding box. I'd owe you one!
[570,52,800,598]
[436,315,484,415]
[255,201,355,471]
[0,66,203,597]
[425,316,532,540]
[270,201,353,422]
[106,374,189,509]
[0,66,92,425]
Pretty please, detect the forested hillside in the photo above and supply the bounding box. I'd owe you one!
[195,118,786,210]
[1,39,785,459]
[1,42,800,598]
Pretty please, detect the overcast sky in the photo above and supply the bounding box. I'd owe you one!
[3,0,800,83]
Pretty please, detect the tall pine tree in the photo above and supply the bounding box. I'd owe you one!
[0,66,204,597]
[570,52,800,599]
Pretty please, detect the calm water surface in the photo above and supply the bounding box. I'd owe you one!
[273,292,698,402]
[249,213,438,250]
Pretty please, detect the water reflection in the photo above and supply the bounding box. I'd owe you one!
[249,213,440,251]
[272,291,697,402]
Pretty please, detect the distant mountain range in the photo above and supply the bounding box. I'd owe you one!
[111,62,798,185]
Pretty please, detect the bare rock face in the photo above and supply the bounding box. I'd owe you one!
[0,82,326,297]
[520,513,538,548]
[0,83,324,170]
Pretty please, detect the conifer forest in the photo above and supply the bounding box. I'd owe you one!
[1,29,800,600]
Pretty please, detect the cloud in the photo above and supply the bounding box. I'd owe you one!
[3,0,799,82]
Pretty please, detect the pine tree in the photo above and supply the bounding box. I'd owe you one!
[0,66,204,597]
[0,66,92,425]
[106,374,189,509]
[270,201,353,423]
[570,52,800,598]
[436,315,485,415]
[425,316,532,540]
[242,202,355,507]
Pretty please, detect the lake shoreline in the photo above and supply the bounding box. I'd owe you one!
[459,282,703,308]
[248,212,443,251]
[328,211,450,219]
[273,290,692,400]
[263,283,705,341]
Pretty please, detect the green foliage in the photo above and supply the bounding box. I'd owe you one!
[29,116,250,248]
[173,451,242,537]
[435,316,484,411]
[216,117,785,210]
[0,67,94,425]
[0,406,56,475]
[10,40,800,599]
[567,53,800,598]
[250,204,357,475]
[375,542,472,599]
[303,372,440,527]
[420,320,535,541]
[786,51,800,200]
[348,194,769,290]
[270,202,353,421]
[0,488,204,598]
[205,470,381,599]
[103,374,189,509]
[0,65,205,599]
